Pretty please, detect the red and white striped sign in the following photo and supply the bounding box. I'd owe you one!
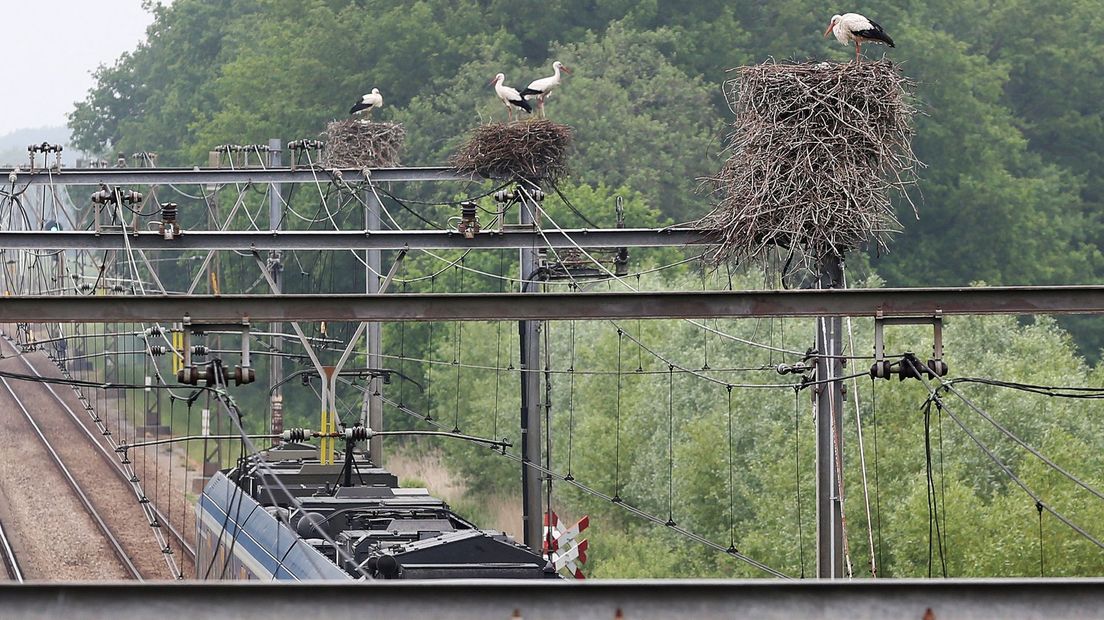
[543,511,589,579]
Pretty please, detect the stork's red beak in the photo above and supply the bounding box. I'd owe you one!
[561,65,572,74]
[488,76,498,85]
[823,22,835,37]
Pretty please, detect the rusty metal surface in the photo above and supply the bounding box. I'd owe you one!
[1,287,1104,323]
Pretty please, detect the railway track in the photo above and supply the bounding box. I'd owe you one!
[19,352,195,563]
[0,517,24,582]
[0,338,195,576]
[0,374,143,580]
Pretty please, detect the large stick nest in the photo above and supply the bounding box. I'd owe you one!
[450,120,572,182]
[701,60,919,269]
[321,119,405,168]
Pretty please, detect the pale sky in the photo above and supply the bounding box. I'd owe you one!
[0,1,154,136]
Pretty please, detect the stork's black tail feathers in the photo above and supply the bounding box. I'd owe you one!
[518,87,542,99]
[858,20,895,47]
[510,97,533,113]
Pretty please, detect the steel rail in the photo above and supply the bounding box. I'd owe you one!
[0,228,710,251]
[0,518,24,582]
[0,374,143,580]
[2,286,1104,322]
[5,346,196,564]
[0,166,473,186]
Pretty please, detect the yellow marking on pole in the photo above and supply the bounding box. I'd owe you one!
[171,330,183,375]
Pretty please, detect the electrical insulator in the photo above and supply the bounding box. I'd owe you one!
[869,360,893,379]
[149,346,168,356]
[343,427,372,441]
[191,345,209,356]
[91,184,113,205]
[160,202,181,239]
[282,428,312,442]
[493,189,515,203]
[457,201,480,239]
[144,326,163,338]
[927,359,949,377]
[233,365,255,386]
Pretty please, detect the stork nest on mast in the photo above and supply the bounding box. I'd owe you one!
[700,60,919,272]
[450,120,572,182]
[321,119,405,168]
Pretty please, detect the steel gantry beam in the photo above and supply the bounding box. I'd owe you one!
[0,228,711,251]
[2,286,1104,323]
[1,579,1102,619]
[0,166,472,186]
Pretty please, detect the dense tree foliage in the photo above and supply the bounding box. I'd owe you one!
[75,0,1104,577]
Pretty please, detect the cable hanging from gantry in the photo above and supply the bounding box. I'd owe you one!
[908,358,1104,552]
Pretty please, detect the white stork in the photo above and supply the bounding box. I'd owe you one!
[824,13,895,62]
[489,73,532,122]
[519,61,572,118]
[349,88,384,117]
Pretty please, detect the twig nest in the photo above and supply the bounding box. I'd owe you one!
[450,119,572,182]
[321,119,405,168]
[701,60,918,269]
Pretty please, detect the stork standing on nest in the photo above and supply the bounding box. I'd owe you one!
[824,13,895,62]
[349,88,384,118]
[520,61,572,118]
[489,73,532,122]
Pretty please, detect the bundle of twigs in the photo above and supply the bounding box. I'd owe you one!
[450,119,572,181]
[321,119,405,168]
[701,60,918,269]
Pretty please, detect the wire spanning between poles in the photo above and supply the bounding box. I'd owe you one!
[726,385,737,553]
[521,182,808,359]
[845,315,877,577]
[935,380,1104,503]
[666,364,676,527]
[614,329,623,504]
[907,358,1104,552]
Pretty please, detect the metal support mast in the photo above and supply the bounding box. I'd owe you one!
[518,188,544,554]
[815,253,846,578]
[363,187,384,464]
[268,139,285,443]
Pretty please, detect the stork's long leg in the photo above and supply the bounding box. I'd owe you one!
[855,41,862,63]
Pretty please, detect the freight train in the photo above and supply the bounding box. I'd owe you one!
[196,438,556,580]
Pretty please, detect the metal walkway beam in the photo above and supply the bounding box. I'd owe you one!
[0,579,1100,620]
[0,166,471,186]
[0,228,710,251]
[1,286,1103,322]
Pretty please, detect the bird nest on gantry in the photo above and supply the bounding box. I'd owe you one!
[321,119,405,168]
[450,119,572,182]
[700,60,919,273]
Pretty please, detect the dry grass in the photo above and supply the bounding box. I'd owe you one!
[700,60,919,271]
[450,119,572,182]
[386,446,522,535]
[321,119,405,168]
